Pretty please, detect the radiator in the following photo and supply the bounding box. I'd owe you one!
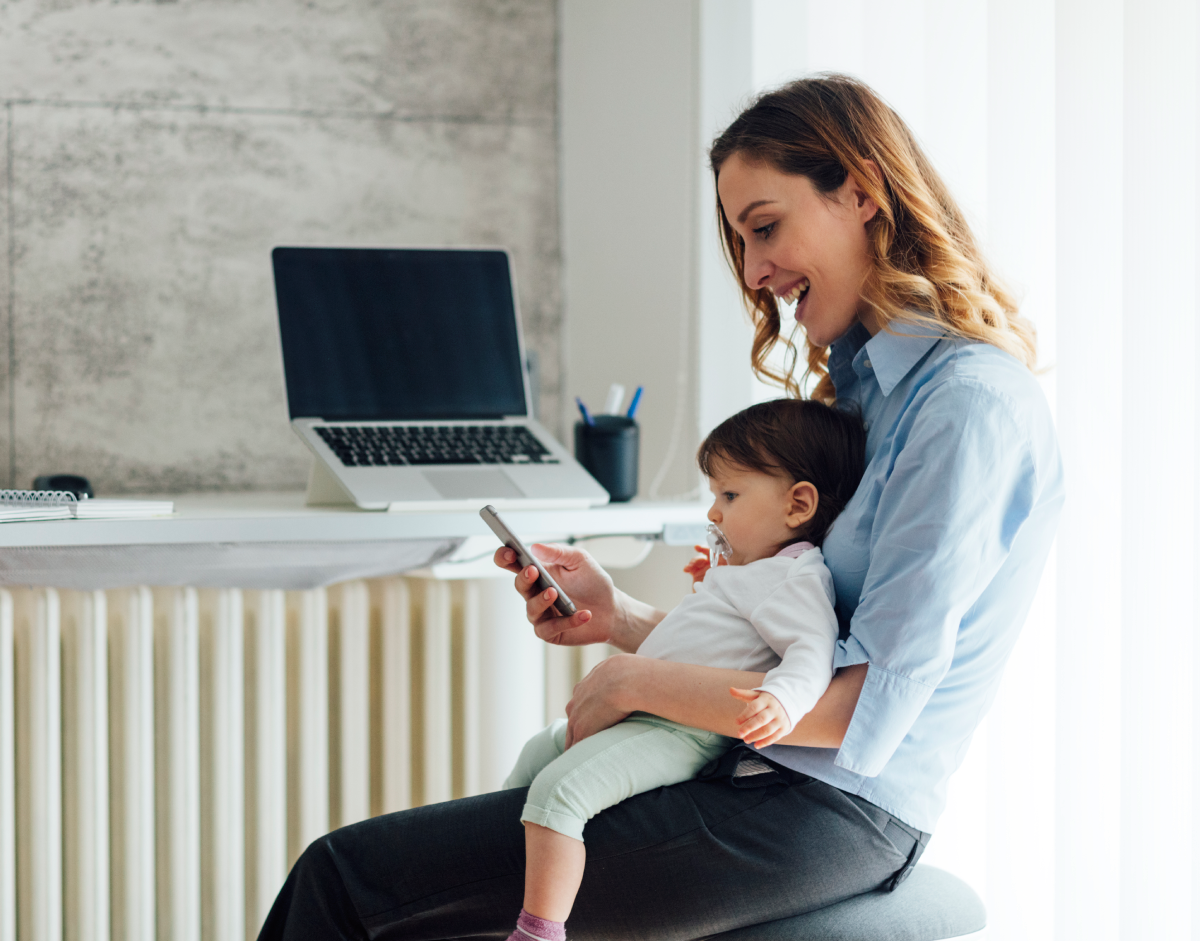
[0,578,610,941]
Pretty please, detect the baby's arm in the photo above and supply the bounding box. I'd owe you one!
[746,564,839,733]
[729,687,790,748]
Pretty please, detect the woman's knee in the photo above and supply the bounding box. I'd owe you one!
[291,836,342,890]
[258,837,361,940]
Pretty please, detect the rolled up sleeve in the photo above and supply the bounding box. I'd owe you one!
[833,379,1037,777]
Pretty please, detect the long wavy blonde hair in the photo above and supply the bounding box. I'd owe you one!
[710,74,1035,403]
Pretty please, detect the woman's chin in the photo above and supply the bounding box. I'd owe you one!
[798,311,857,348]
[800,323,834,347]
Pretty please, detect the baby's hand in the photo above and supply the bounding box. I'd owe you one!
[729,688,790,749]
[683,545,712,585]
[683,544,731,586]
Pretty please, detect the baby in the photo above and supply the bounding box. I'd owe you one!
[502,398,866,941]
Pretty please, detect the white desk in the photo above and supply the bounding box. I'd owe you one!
[0,491,710,589]
[0,491,711,941]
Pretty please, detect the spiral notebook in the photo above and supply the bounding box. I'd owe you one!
[0,489,175,522]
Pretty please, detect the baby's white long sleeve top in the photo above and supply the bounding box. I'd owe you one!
[635,547,838,730]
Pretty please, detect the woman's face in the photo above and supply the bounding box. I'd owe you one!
[716,153,881,347]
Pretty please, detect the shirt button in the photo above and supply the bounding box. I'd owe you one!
[863,359,872,369]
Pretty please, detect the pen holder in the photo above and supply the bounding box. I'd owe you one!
[574,416,639,502]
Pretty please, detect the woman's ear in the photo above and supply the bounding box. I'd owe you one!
[785,481,819,530]
[847,159,882,224]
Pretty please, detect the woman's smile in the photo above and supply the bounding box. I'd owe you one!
[775,277,810,308]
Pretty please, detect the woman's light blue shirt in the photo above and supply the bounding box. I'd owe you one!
[760,321,1064,833]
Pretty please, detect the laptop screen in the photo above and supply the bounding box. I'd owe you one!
[273,247,528,421]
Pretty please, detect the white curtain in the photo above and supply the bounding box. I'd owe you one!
[748,1,1199,938]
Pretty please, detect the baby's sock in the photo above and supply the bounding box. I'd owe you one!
[507,908,566,941]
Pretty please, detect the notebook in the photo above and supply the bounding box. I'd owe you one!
[0,489,175,522]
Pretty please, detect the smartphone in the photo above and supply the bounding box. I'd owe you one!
[479,505,578,617]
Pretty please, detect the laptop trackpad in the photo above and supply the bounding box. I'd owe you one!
[422,469,525,500]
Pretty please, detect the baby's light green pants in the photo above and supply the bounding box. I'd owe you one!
[502,712,737,841]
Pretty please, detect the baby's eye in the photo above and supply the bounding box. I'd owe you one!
[723,492,737,502]
[752,222,776,240]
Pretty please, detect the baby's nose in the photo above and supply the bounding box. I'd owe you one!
[707,506,721,523]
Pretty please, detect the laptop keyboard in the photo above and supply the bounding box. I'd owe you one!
[315,425,559,467]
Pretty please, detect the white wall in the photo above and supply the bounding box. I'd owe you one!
[560,0,764,508]
[560,0,700,503]
[0,1,563,494]
[560,0,761,609]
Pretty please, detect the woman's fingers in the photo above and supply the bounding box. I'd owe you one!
[495,540,616,647]
[528,541,590,571]
[493,546,521,573]
[510,563,542,603]
[562,655,635,749]
[523,583,588,627]
[525,584,557,619]
[532,611,593,645]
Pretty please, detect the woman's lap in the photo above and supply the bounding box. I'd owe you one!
[259,760,910,941]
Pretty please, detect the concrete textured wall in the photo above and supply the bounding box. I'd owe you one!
[0,0,560,494]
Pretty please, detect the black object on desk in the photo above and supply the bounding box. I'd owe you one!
[574,417,638,502]
[33,474,94,499]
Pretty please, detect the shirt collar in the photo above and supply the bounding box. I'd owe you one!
[828,322,871,396]
[863,319,944,396]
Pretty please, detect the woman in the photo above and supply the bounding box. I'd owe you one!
[260,75,1063,941]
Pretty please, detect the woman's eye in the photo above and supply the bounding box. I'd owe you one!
[752,222,776,240]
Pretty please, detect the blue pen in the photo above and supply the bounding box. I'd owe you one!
[626,386,643,419]
[576,396,595,426]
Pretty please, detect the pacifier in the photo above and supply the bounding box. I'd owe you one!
[705,523,732,567]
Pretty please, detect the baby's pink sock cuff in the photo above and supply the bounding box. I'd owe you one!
[515,908,566,941]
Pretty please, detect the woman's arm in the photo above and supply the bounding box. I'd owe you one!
[564,653,867,749]
[495,543,867,749]
[494,544,668,652]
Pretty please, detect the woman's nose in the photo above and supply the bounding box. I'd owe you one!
[742,246,774,290]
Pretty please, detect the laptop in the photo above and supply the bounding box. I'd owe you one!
[272,246,610,511]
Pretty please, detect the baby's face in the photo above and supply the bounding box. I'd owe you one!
[705,461,806,565]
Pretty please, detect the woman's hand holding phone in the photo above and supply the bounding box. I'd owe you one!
[492,542,617,648]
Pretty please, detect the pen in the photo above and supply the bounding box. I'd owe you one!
[576,396,595,426]
[626,386,643,419]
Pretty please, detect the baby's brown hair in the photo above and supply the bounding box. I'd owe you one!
[697,399,867,546]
